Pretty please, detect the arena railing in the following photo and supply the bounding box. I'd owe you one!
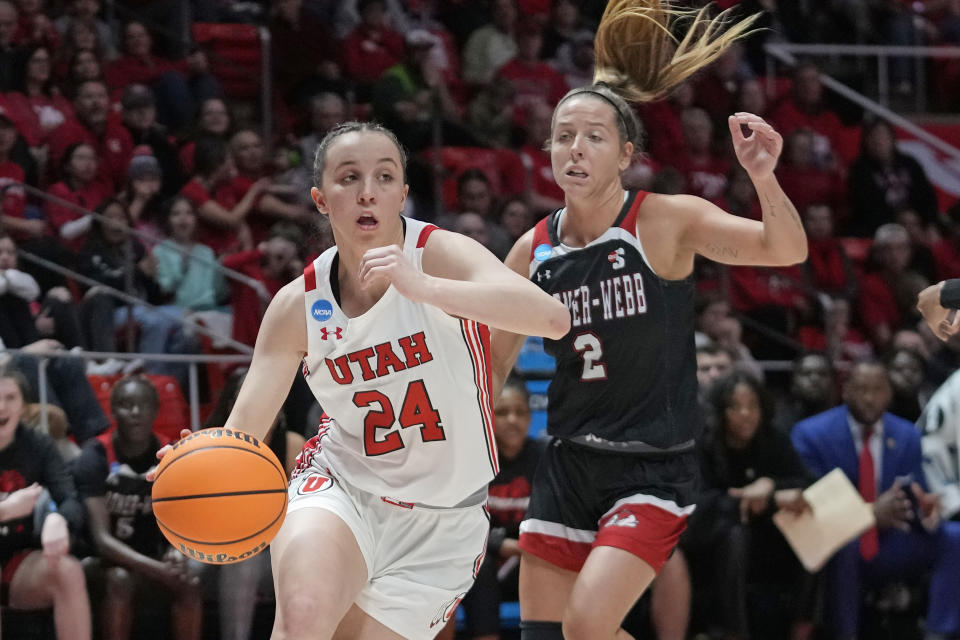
[763,42,960,162]
[1,348,251,433]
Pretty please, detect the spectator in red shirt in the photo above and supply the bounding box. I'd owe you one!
[4,45,73,147]
[44,141,111,249]
[859,223,927,348]
[776,127,846,221]
[846,118,938,238]
[770,63,845,169]
[106,21,219,130]
[48,78,132,190]
[673,107,730,204]
[0,113,36,242]
[179,136,267,256]
[229,128,311,244]
[497,20,568,128]
[12,0,58,50]
[638,81,694,169]
[694,42,751,128]
[342,0,405,97]
[221,223,303,347]
[518,100,564,215]
[802,202,858,302]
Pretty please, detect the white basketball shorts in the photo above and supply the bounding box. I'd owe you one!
[287,450,490,640]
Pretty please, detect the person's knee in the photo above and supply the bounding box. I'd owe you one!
[276,591,325,637]
[49,555,87,595]
[103,566,133,601]
[562,607,617,640]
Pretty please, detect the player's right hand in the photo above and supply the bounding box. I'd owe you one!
[146,429,192,482]
[1,483,43,520]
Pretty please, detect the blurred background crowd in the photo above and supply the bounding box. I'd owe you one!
[5,0,960,639]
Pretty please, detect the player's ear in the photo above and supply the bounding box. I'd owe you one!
[311,187,330,216]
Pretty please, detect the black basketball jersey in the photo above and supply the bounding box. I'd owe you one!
[528,190,702,453]
[74,433,166,558]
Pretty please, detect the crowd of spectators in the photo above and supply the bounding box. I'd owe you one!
[2,0,960,638]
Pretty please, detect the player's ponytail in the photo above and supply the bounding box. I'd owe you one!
[592,0,761,103]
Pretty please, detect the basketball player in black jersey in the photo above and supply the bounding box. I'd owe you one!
[490,2,810,639]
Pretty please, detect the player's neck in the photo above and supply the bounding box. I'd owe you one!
[560,184,624,247]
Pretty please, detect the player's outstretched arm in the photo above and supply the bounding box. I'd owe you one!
[674,113,808,268]
[362,229,570,341]
[223,278,308,442]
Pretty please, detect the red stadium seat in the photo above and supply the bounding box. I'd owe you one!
[192,23,263,100]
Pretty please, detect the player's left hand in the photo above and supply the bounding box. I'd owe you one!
[359,245,429,301]
[728,112,782,180]
[41,511,69,564]
[917,281,960,341]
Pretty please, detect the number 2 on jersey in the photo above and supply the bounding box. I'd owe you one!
[355,379,446,456]
[573,332,607,381]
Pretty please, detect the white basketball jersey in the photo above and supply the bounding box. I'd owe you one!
[298,217,498,507]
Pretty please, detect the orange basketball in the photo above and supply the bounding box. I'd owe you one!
[151,428,288,565]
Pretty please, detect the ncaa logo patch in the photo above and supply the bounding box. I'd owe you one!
[534,243,553,261]
[311,299,334,322]
[297,473,333,495]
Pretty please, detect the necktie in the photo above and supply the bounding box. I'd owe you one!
[858,424,879,561]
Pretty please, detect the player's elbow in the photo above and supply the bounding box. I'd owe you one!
[544,301,572,340]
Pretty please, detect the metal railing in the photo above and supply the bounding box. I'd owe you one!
[3,348,252,432]
[764,42,960,162]
[762,42,960,111]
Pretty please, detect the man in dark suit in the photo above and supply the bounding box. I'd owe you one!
[792,360,960,640]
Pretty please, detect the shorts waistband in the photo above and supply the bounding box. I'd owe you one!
[377,486,489,512]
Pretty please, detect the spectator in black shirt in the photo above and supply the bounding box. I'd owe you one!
[774,352,838,435]
[458,376,545,640]
[0,364,91,639]
[683,372,814,640]
[73,375,203,640]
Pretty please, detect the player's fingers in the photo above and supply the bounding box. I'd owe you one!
[727,115,746,144]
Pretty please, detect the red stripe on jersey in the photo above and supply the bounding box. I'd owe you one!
[462,320,498,475]
[518,531,592,573]
[304,262,317,292]
[529,216,553,262]
[417,224,439,248]
[618,190,649,237]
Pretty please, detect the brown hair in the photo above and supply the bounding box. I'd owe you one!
[556,1,760,147]
[313,121,407,188]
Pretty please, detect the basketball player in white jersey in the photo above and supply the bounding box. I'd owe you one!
[157,121,570,640]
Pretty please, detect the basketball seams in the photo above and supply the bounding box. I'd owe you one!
[155,493,287,546]
[152,488,289,502]
[153,444,287,488]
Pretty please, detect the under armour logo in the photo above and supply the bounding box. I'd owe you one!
[320,327,343,340]
[536,270,551,282]
[608,248,625,270]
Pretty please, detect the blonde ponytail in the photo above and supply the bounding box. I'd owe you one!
[592,0,761,103]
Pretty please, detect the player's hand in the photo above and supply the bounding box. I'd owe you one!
[917,282,960,341]
[162,547,200,588]
[913,482,941,532]
[499,538,522,558]
[0,483,43,520]
[41,512,70,565]
[359,245,429,301]
[146,429,192,482]
[728,112,782,180]
[729,476,775,522]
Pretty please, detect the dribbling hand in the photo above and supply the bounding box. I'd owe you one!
[146,429,192,482]
[358,246,429,301]
[728,112,783,180]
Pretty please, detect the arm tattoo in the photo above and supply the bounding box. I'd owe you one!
[705,243,739,259]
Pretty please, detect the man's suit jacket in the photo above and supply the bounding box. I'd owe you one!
[791,405,928,493]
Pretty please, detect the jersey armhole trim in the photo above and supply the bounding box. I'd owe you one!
[417,224,439,248]
[304,262,317,292]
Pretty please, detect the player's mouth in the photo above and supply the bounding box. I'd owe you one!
[357,212,379,230]
[566,168,589,180]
